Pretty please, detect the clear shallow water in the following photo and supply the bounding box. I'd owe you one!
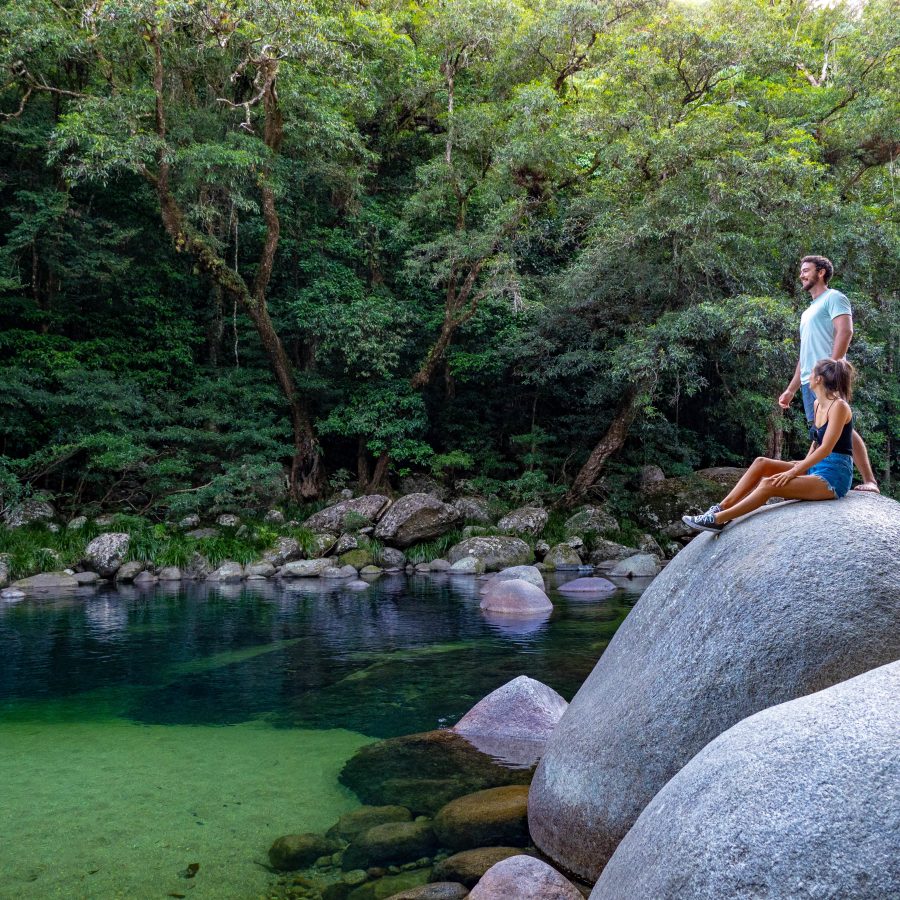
[0,572,647,899]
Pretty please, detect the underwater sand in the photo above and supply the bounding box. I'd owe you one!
[0,715,369,899]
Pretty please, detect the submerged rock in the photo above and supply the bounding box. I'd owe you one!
[269,832,344,871]
[73,571,100,585]
[432,848,527,889]
[385,884,468,900]
[469,855,583,900]
[528,493,900,881]
[556,577,615,594]
[592,661,900,900]
[340,730,533,816]
[327,806,413,842]
[479,580,552,616]
[12,572,79,590]
[447,537,533,572]
[83,532,130,577]
[342,820,436,871]
[433,786,529,851]
[1,587,26,601]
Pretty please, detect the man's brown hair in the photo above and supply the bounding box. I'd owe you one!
[801,255,834,284]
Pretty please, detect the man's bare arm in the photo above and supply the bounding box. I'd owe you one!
[832,314,853,359]
[779,360,801,409]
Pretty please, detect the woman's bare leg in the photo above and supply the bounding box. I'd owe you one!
[718,457,796,510]
[716,475,835,524]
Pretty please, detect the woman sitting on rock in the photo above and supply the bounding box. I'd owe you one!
[683,357,856,534]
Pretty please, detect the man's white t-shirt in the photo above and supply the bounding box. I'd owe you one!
[799,288,852,385]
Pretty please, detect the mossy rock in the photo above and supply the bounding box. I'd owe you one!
[347,867,432,900]
[269,832,344,871]
[340,549,375,569]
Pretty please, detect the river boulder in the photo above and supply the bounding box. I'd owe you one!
[269,832,344,871]
[607,553,660,578]
[453,675,567,743]
[83,532,130,577]
[207,561,244,582]
[470,856,583,900]
[543,544,582,569]
[304,495,391,533]
[3,497,56,528]
[327,805,412,842]
[374,494,461,548]
[263,536,303,566]
[446,537,533,571]
[432,848,528,889]
[496,506,547,537]
[452,496,492,524]
[563,506,617,539]
[281,558,333,578]
[342,820,436,870]
[12,572,79,591]
[485,565,544,591]
[556,577,615,594]
[433,786,530,851]
[528,492,900,881]
[480,579,552,616]
[592,661,900,900]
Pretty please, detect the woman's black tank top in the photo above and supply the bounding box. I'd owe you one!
[812,404,853,456]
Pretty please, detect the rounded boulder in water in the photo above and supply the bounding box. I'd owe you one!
[480,579,552,616]
[557,577,616,594]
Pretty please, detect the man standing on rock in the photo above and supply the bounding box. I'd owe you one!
[778,255,879,493]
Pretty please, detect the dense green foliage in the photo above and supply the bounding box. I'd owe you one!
[1,0,897,516]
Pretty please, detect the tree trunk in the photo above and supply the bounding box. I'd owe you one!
[765,406,784,460]
[564,387,643,506]
[369,450,391,494]
[357,436,371,492]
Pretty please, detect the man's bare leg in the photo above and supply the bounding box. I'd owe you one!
[851,430,880,493]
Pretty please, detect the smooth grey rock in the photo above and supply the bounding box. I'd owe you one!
[415,562,432,573]
[470,855,582,900]
[529,492,900,882]
[480,579,552,616]
[281,558,332,578]
[543,543,582,569]
[557,577,616,594]
[592,662,900,900]
[67,515,88,531]
[453,496,492,524]
[430,558,451,571]
[83,532,130,577]
[12,572,78,590]
[322,565,358,579]
[449,556,484,575]
[563,506,617,538]
[133,570,157,585]
[497,505,548,537]
[447,536,533,572]
[177,514,201,530]
[158,566,183,582]
[207,560,243,582]
[347,579,370,590]
[374,493,460,548]
[608,553,660,578]
[377,546,406,568]
[216,513,240,528]
[488,565,544,591]
[1,587,26,601]
[359,565,383,576]
[3,497,55,528]
[453,675,567,742]
[263,536,302,567]
[263,509,285,525]
[303,495,391,533]
[245,562,275,578]
[73,571,100,585]
[115,560,144,583]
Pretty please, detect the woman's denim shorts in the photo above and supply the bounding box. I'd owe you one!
[807,452,853,498]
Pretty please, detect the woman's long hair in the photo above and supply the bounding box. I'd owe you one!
[812,357,855,401]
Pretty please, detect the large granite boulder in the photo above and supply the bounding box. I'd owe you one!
[374,494,460,548]
[480,580,552,616]
[340,730,533,816]
[496,506,547,537]
[487,565,544,591]
[433,786,530,851]
[304,495,392,533]
[592,661,900,900]
[3,496,56,528]
[446,537,533,572]
[83,532,130,577]
[529,493,900,882]
[470,856,583,900]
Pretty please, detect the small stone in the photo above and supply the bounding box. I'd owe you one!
[342,869,368,886]
[178,514,201,530]
[269,833,343,871]
[245,562,275,578]
[264,509,286,525]
[359,565,383,576]
[46,523,61,534]
[207,560,244,582]
[73,571,100,585]
[1,588,26,601]
[115,560,144,583]
[281,559,333,578]
[377,547,406,568]
[216,513,241,528]
[67,515,89,531]
[449,557,484,575]
[430,559,451,572]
